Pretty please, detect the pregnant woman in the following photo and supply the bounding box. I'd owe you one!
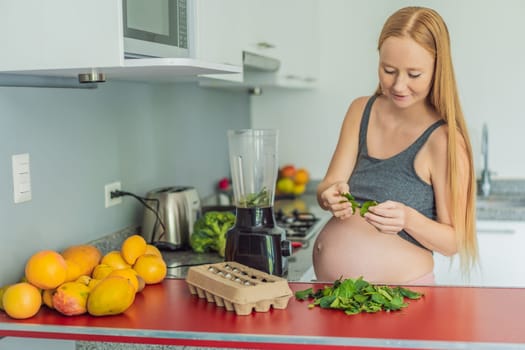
[313,6,478,285]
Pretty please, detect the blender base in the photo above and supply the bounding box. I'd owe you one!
[225,207,291,276]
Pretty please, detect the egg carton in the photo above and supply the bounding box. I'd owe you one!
[185,261,293,316]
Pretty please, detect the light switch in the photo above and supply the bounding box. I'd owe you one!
[12,153,32,203]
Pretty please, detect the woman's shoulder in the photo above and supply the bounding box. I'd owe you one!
[428,122,468,157]
[340,96,374,132]
[426,120,473,166]
[426,120,448,150]
[349,95,374,109]
[346,95,375,117]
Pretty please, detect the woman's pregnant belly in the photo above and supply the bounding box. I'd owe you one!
[312,215,434,284]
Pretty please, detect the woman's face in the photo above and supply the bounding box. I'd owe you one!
[378,36,435,109]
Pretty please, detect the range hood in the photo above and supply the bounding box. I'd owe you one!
[198,51,315,94]
[242,51,280,72]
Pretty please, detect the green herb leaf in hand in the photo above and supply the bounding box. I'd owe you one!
[360,200,379,217]
[340,193,378,216]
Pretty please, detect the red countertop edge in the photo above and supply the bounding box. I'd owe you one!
[0,330,398,350]
[2,279,525,349]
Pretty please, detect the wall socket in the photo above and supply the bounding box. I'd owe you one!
[104,181,122,208]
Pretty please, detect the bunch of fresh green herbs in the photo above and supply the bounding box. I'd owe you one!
[295,277,423,315]
[340,192,378,217]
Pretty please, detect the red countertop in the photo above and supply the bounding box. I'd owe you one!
[1,279,525,349]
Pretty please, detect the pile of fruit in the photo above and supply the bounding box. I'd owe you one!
[276,164,310,196]
[0,234,167,319]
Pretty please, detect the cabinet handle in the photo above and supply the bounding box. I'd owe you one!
[257,42,275,49]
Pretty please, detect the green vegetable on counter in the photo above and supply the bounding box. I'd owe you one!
[340,192,378,216]
[190,211,236,257]
[295,277,423,315]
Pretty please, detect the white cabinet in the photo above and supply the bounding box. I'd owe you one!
[0,0,239,84]
[193,0,251,68]
[0,0,123,71]
[194,0,319,87]
[0,0,317,86]
[434,220,525,287]
[249,0,319,85]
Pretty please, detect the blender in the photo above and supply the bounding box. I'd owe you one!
[225,129,292,276]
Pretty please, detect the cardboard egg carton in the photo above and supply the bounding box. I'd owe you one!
[185,261,293,316]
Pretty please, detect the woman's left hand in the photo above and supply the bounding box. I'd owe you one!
[363,200,407,234]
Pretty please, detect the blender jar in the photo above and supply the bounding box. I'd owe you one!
[226,129,291,276]
[227,129,278,208]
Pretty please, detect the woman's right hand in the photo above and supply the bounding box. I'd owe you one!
[320,182,353,219]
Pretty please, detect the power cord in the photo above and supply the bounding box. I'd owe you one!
[167,262,216,269]
[110,190,167,244]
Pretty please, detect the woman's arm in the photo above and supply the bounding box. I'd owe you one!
[364,126,470,256]
[316,96,368,218]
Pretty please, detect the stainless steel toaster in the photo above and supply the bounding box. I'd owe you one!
[141,186,201,250]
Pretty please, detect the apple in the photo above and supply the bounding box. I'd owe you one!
[279,165,296,178]
[217,177,230,190]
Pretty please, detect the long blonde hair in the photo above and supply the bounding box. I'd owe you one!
[376,7,478,274]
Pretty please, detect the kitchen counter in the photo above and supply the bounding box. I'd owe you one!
[1,279,525,349]
[162,195,331,282]
[476,179,525,220]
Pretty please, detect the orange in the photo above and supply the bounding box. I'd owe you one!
[0,284,10,310]
[87,278,102,291]
[133,254,167,285]
[100,251,131,270]
[25,250,67,289]
[75,275,92,286]
[108,268,139,292]
[136,275,146,293]
[144,244,162,258]
[91,264,115,280]
[64,259,84,282]
[121,235,147,265]
[61,244,102,276]
[2,282,42,319]
[294,168,310,185]
[42,289,55,309]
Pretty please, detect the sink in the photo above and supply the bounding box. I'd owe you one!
[476,195,525,209]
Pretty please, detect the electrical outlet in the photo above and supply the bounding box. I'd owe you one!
[104,181,122,208]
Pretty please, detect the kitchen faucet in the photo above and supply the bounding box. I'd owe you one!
[480,123,491,197]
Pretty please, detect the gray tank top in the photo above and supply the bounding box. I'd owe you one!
[349,95,445,250]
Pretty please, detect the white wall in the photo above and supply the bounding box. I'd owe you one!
[251,0,525,180]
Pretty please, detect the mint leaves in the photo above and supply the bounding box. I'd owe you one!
[295,277,423,315]
[340,192,378,216]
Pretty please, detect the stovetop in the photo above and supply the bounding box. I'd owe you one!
[275,208,320,241]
